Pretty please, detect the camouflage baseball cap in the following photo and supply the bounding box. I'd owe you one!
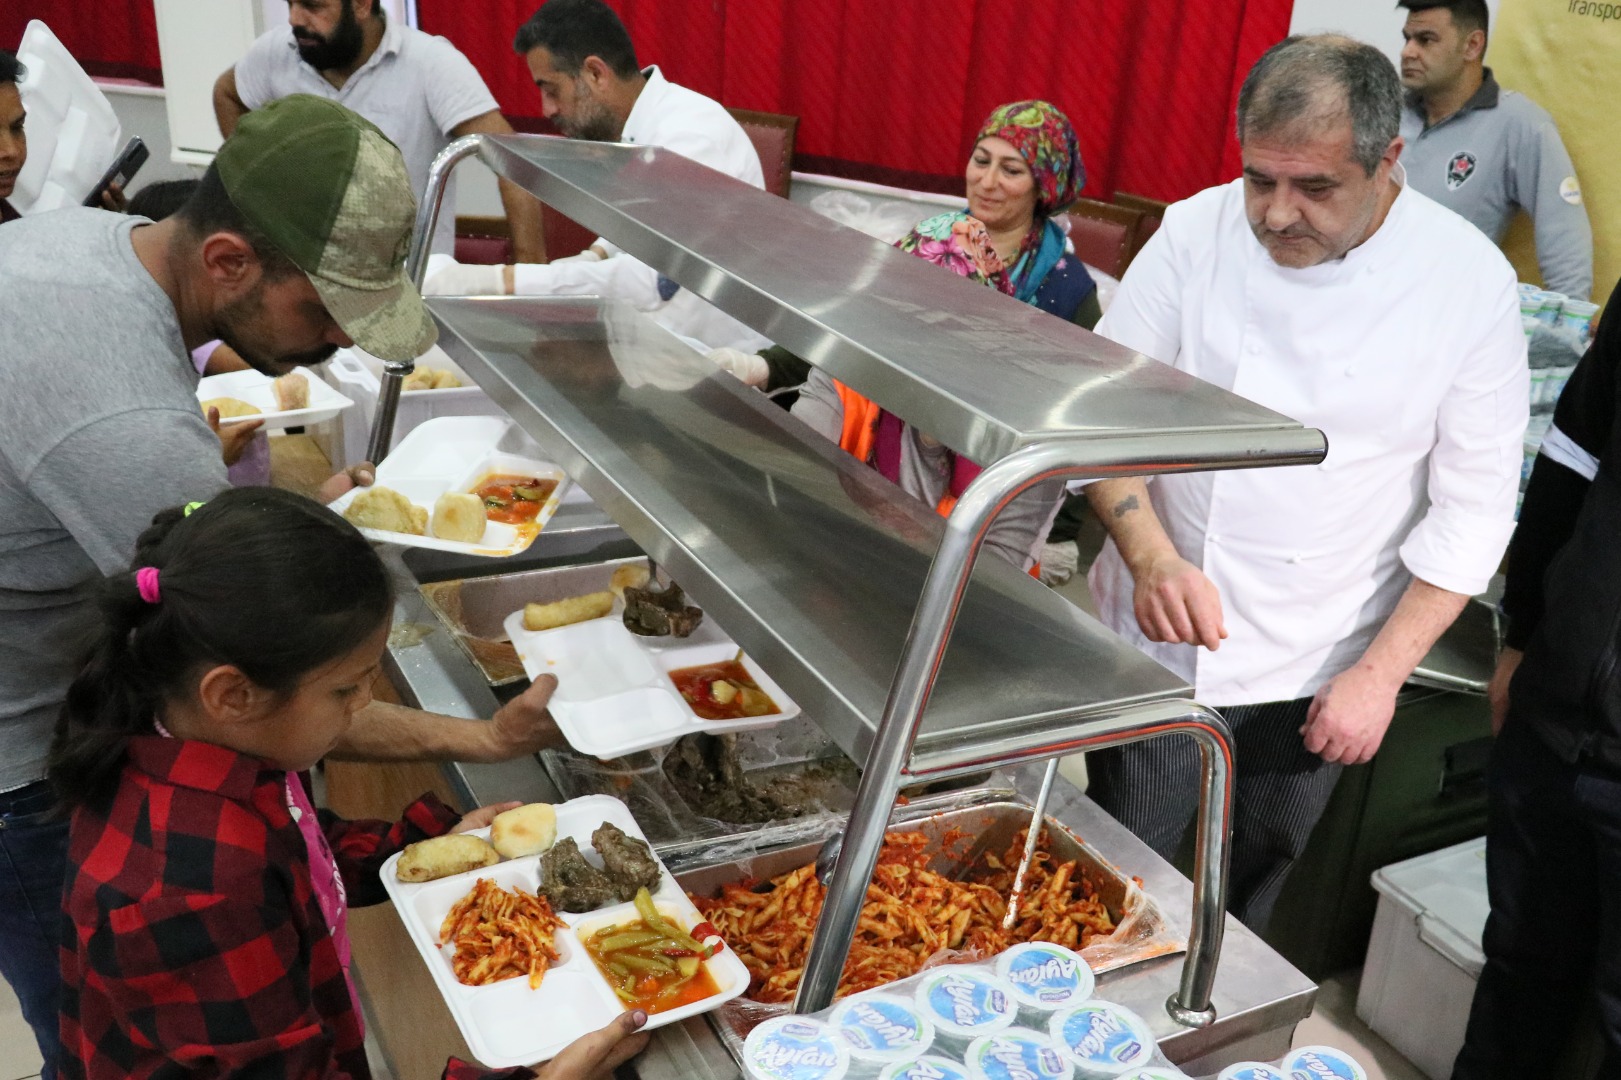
[214,95,436,362]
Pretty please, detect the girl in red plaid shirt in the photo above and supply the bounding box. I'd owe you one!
[48,488,647,1080]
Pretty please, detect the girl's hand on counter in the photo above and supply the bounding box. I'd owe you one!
[451,801,522,834]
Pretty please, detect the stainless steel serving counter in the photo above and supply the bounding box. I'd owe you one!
[379,548,1317,1076]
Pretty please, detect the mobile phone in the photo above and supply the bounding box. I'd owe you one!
[83,137,149,208]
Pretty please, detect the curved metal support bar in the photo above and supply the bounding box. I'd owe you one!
[794,436,1268,1020]
[366,134,486,465]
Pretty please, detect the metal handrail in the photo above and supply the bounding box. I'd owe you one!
[365,134,485,465]
[792,441,1241,1024]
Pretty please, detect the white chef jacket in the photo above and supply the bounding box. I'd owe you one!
[510,66,769,352]
[1087,168,1527,707]
[235,17,498,256]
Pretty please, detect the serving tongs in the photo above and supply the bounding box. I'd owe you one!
[813,758,1061,931]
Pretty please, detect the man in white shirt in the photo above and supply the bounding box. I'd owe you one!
[422,0,769,354]
[213,0,543,261]
[1084,35,1526,930]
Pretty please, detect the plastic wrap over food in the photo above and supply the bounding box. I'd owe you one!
[807,189,936,246]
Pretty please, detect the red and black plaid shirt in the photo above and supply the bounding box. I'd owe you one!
[58,736,530,1080]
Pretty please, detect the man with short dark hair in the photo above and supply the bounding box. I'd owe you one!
[0,50,23,224]
[1083,35,1526,930]
[214,0,544,262]
[423,0,768,354]
[1397,0,1592,298]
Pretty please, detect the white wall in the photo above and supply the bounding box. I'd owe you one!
[1288,0,1503,66]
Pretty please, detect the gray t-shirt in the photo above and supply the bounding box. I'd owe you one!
[1400,70,1593,300]
[0,209,226,789]
[234,18,499,257]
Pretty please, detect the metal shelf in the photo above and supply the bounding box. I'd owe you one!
[399,134,1330,1027]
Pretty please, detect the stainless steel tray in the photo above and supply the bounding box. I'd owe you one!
[418,555,652,685]
[674,797,1186,1067]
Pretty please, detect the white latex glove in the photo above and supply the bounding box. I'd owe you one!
[423,260,509,297]
[549,247,604,265]
[706,346,769,388]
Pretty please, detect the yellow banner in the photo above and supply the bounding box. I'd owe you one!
[1491,0,1619,306]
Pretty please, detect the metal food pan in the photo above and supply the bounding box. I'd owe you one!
[418,555,651,685]
[677,798,1185,1065]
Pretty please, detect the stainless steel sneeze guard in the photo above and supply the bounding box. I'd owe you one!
[399,134,1330,1029]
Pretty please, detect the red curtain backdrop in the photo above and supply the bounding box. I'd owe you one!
[3,0,1292,203]
[2,2,161,84]
[421,0,1293,203]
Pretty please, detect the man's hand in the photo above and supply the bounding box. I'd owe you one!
[707,346,769,387]
[98,180,128,213]
[316,463,375,505]
[207,407,265,466]
[451,801,522,834]
[1130,551,1227,650]
[474,674,561,760]
[537,1009,649,1080]
[1488,647,1523,736]
[1301,662,1403,765]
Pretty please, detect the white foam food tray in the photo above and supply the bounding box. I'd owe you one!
[503,607,800,758]
[326,416,570,558]
[195,366,354,430]
[381,795,749,1069]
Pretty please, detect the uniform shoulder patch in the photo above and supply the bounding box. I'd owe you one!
[1560,176,1583,205]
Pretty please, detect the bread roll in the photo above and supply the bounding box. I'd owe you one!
[200,397,261,419]
[343,487,427,536]
[489,803,558,858]
[430,368,463,389]
[273,372,310,411]
[395,833,500,882]
[609,563,651,596]
[432,492,486,543]
[523,590,615,632]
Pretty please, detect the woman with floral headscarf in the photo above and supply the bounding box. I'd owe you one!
[789,209,1065,572]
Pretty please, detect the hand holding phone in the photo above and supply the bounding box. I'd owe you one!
[84,137,148,209]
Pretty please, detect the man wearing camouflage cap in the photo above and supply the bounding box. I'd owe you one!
[0,96,565,1077]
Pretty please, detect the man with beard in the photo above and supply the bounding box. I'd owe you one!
[421,0,769,356]
[1396,0,1592,300]
[0,96,565,1078]
[1081,36,1526,932]
[214,0,543,262]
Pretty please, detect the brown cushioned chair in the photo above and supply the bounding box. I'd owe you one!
[1113,192,1169,260]
[726,108,799,199]
[1062,198,1145,280]
[454,215,514,265]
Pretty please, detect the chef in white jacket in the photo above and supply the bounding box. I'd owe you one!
[423,0,768,356]
[1083,35,1526,932]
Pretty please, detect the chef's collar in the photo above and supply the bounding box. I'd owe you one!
[620,65,671,146]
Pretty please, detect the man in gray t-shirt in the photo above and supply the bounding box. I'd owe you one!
[1396,0,1593,299]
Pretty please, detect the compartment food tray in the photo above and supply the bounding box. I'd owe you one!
[381,794,750,1068]
[195,365,354,430]
[327,415,570,558]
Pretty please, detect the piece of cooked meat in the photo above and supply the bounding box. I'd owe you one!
[592,822,662,901]
[622,580,704,638]
[537,836,619,913]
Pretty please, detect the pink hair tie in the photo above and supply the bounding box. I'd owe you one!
[135,567,162,605]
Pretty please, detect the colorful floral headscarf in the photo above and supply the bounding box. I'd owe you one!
[974,100,1086,216]
[894,211,1014,295]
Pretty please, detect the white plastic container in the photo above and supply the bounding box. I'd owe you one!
[1046,1002,1155,1078]
[913,968,1018,1051]
[745,1017,852,1080]
[879,1056,976,1080]
[1356,838,1488,1080]
[995,942,1095,1015]
[829,994,936,1066]
[1280,1046,1369,1080]
[964,1028,1073,1080]
[1215,1065,1290,1080]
